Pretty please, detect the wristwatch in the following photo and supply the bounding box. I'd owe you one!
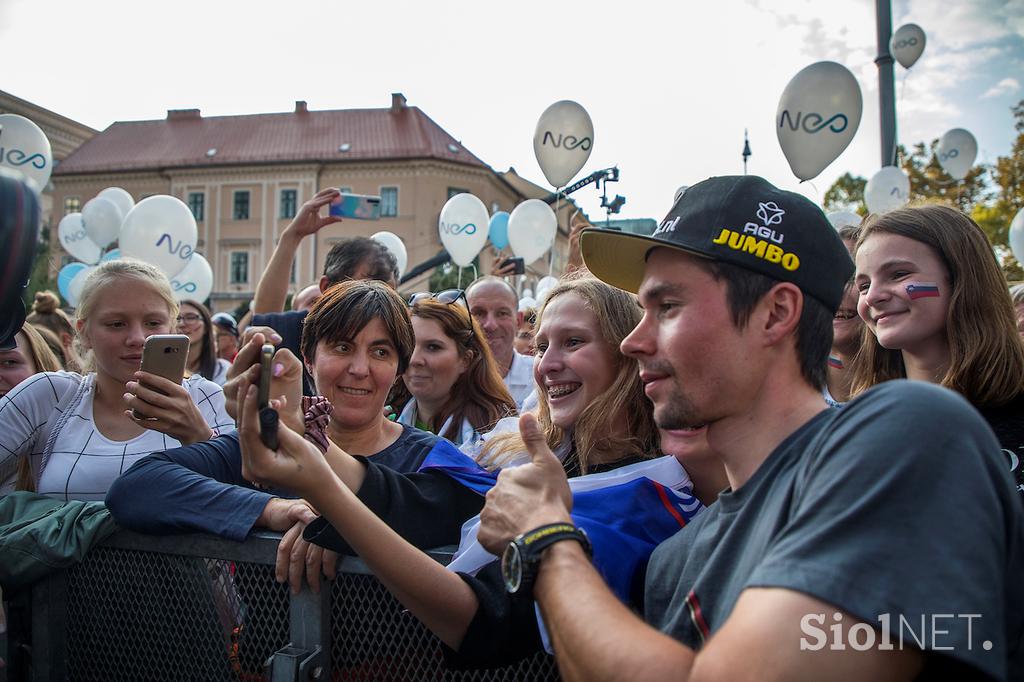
[501,522,592,595]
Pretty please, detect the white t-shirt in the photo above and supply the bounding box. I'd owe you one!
[0,371,234,501]
[504,350,536,411]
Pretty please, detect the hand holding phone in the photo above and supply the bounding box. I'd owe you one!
[257,344,280,450]
[133,335,189,419]
[499,257,525,276]
[328,193,382,220]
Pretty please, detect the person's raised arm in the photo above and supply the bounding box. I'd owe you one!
[252,188,341,314]
[237,379,481,648]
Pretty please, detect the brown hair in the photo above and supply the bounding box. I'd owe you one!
[850,205,1024,406]
[179,300,218,381]
[392,299,517,440]
[26,290,79,371]
[301,279,414,375]
[479,275,658,473]
[13,324,61,492]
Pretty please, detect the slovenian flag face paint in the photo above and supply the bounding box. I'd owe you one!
[905,282,940,300]
[828,355,844,369]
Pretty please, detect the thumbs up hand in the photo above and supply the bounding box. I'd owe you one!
[478,414,574,554]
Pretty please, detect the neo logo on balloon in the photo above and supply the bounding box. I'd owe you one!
[157,232,195,260]
[440,222,477,236]
[778,111,849,134]
[541,131,593,151]
[939,149,959,160]
[893,38,919,48]
[0,146,48,170]
[172,281,198,292]
[65,230,90,243]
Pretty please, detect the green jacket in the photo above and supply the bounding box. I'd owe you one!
[0,492,118,590]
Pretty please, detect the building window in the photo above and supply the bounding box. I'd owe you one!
[448,187,469,199]
[64,196,81,215]
[230,252,249,284]
[380,187,398,217]
[187,192,205,222]
[280,189,297,219]
[233,191,250,220]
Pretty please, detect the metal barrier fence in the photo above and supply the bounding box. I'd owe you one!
[8,530,559,681]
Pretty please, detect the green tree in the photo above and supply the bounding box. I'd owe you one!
[428,255,480,292]
[822,172,867,214]
[898,141,989,213]
[24,222,57,305]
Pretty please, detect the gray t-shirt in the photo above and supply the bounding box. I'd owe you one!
[645,380,1024,680]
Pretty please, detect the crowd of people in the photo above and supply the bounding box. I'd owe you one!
[2,175,1023,680]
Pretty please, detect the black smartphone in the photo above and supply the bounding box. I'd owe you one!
[257,344,279,450]
[500,257,525,275]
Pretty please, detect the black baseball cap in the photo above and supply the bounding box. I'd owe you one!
[580,175,854,312]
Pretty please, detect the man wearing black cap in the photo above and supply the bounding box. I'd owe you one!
[477,176,1023,680]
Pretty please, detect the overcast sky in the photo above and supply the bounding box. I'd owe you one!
[2,0,1021,222]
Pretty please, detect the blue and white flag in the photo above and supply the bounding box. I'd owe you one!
[417,441,705,652]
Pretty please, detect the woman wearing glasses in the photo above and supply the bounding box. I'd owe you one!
[176,300,232,386]
[394,291,517,446]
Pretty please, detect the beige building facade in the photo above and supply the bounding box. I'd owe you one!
[50,95,573,311]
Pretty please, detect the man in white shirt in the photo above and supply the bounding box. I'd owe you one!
[466,277,535,410]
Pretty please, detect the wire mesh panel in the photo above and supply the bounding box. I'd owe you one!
[36,533,560,681]
[330,573,559,681]
[64,546,290,682]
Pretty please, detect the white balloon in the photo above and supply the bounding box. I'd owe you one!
[533,100,594,188]
[826,210,862,230]
[82,196,125,248]
[536,275,558,293]
[68,265,96,308]
[120,195,198,278]
[508,200,558,265]
[518,297,537,312]
[98,187,136,220]
[57,213,102,264]
[169,253,214,303]
[1009,208,1024,265]
[936,128,978,181]
[776,61,863,181]
[0,114,53,190]
[439,193,489,267]
[865,166,911,214]
[371,231,408,279]
[890,23,926,69]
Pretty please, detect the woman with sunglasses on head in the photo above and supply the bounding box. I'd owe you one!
[234,276,721,668]
[176,300,231,386]
[852,204,1024,496]
[394,290,517,446]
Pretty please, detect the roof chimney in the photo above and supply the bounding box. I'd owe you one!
[167,108,201,121]
[295,100,308,113]
[391,93,407,112]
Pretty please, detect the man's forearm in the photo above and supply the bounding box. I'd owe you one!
[253,230,303,314]
[535,541,695,682]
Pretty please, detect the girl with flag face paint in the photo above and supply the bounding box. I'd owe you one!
[238,275,724,665]
[852,204,1024,498]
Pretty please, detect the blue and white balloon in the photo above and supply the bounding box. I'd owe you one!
[58,213,101,265]
[776,61,863,181]
[439,193,489,267]
[169,253,213,303]
[0,114,53,190]
[120,195,198,278]
[936,128,977,181]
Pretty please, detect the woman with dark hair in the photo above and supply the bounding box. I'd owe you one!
[393,292,517,445]
[852,204,1024,494]
[108,279,442,543]
[177,300,230,386]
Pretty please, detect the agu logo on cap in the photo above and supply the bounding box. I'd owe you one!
[711,201,801,272]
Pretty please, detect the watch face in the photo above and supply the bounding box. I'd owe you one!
[502,541,523,593]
